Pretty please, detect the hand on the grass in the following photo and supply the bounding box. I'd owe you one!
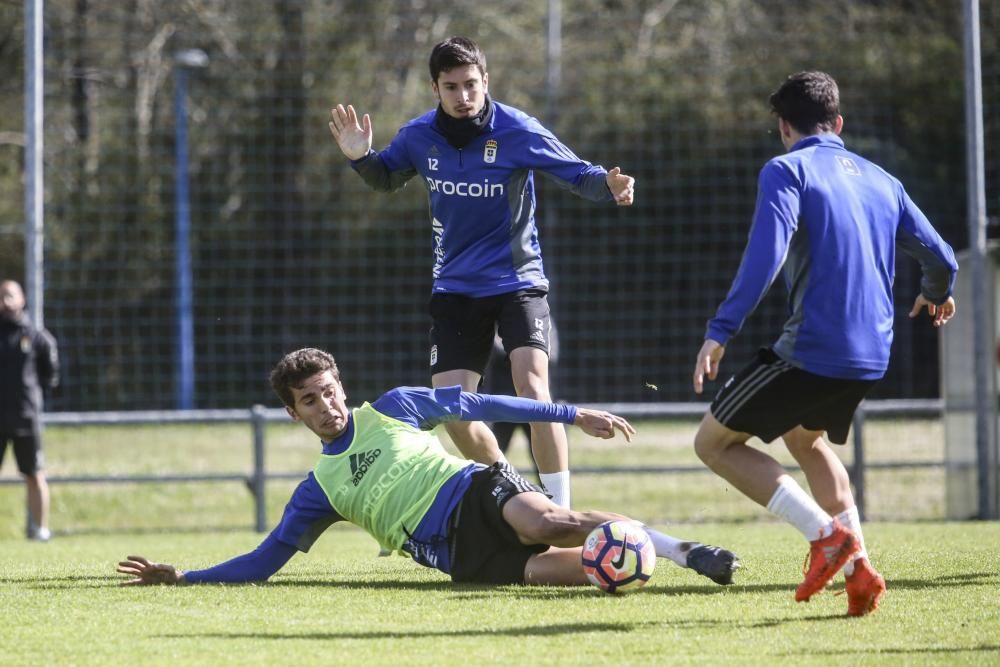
[909,294,955,327]
[328,103,373,161]
[693,339,725,395]
[117,555,184,586]
[575,408,636,442]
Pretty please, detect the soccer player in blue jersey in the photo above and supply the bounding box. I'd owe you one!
[117,348,739,588]
[327,36,635,508]
[690,71,958,616]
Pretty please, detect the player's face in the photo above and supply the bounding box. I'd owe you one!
[0,281,25,320]
[432,65,488,119]
[287,370,350,442]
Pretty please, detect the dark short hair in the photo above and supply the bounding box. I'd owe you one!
[269,348,340,407]
[769,71,840,135]
[429,36,486,82]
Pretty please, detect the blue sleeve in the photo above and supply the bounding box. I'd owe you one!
[372,386,577,429]
[184,474,341,584]
[183,531,297,584]
[371,386,465,429]
[351,129,417,192]
[895,188,958,304]
[272,473,343,551]
[706,161,799,345]
[459,392,577,424]
[525,133,612,202]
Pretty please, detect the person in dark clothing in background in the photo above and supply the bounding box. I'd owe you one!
[1,280,59,541]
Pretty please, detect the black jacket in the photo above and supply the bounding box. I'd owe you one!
[0,313,59,428]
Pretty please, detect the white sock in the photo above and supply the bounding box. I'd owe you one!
[539,470,571,508]
[644,527,698,568]
[493,450,509,464]
[765,477,834,542]
[835,506,868,575]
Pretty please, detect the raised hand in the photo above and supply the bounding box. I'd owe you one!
[605,166,635,206]
[328,104,373,161]
[575,408,636,442]
[116,555,184,586]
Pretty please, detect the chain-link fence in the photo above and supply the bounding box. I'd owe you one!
[2,0,997,410]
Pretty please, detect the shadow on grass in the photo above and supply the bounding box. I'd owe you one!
[12,569,998,597]
[156,621,648,641]
[49,525,254,537]
[0,574,117,584]
[780,645,1000,658]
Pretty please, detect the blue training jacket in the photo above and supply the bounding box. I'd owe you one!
[706,134,958,380]
[351,100,613,297]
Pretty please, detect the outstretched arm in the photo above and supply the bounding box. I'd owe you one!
[373,387,635,442]
[117,532,297,585]
[117,475,338,586]
[459,392,635,442]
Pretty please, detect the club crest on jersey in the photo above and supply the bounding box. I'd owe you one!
[484,139,498,164]
[837,156,861,176]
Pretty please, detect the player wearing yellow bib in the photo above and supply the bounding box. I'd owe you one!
[118,348,740,587]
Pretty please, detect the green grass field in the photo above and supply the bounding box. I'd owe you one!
[2,524,998,665]
[0,416,951,537]
[1,419,998,664]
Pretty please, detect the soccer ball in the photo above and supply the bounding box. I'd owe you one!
[581,520,656,593]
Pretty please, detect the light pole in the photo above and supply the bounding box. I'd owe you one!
[173,49,208,410]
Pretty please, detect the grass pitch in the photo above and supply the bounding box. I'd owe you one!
[1,522,998,665]
[0,418,997,664]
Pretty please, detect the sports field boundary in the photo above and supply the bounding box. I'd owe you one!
[0,399,944,530]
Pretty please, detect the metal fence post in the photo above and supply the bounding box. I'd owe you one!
[852,406,867,521]
[250,404,267,532]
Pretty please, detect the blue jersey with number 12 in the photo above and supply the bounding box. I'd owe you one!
[352,100,613,297]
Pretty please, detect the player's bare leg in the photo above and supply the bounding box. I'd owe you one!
[693,413,786,506]
[432,368,504,465]
[25,472,50,540]
[523,547,588,586]
[509,346,570,506]
[782,427,853,515]
[501,490,627,547]
[783,427,883,612]
[695,413,854,599]
[506,491,740,585]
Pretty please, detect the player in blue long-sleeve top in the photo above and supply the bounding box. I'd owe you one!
[328,36,635,508]
[690,71,957,616]
[117,347,740,588]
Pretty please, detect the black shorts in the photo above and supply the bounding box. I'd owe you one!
[428,288,551,375]
[710,348,878,444]
[0,422,44,475]
[448,462,550,584]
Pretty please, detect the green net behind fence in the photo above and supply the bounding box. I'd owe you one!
[1,1,997,410]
